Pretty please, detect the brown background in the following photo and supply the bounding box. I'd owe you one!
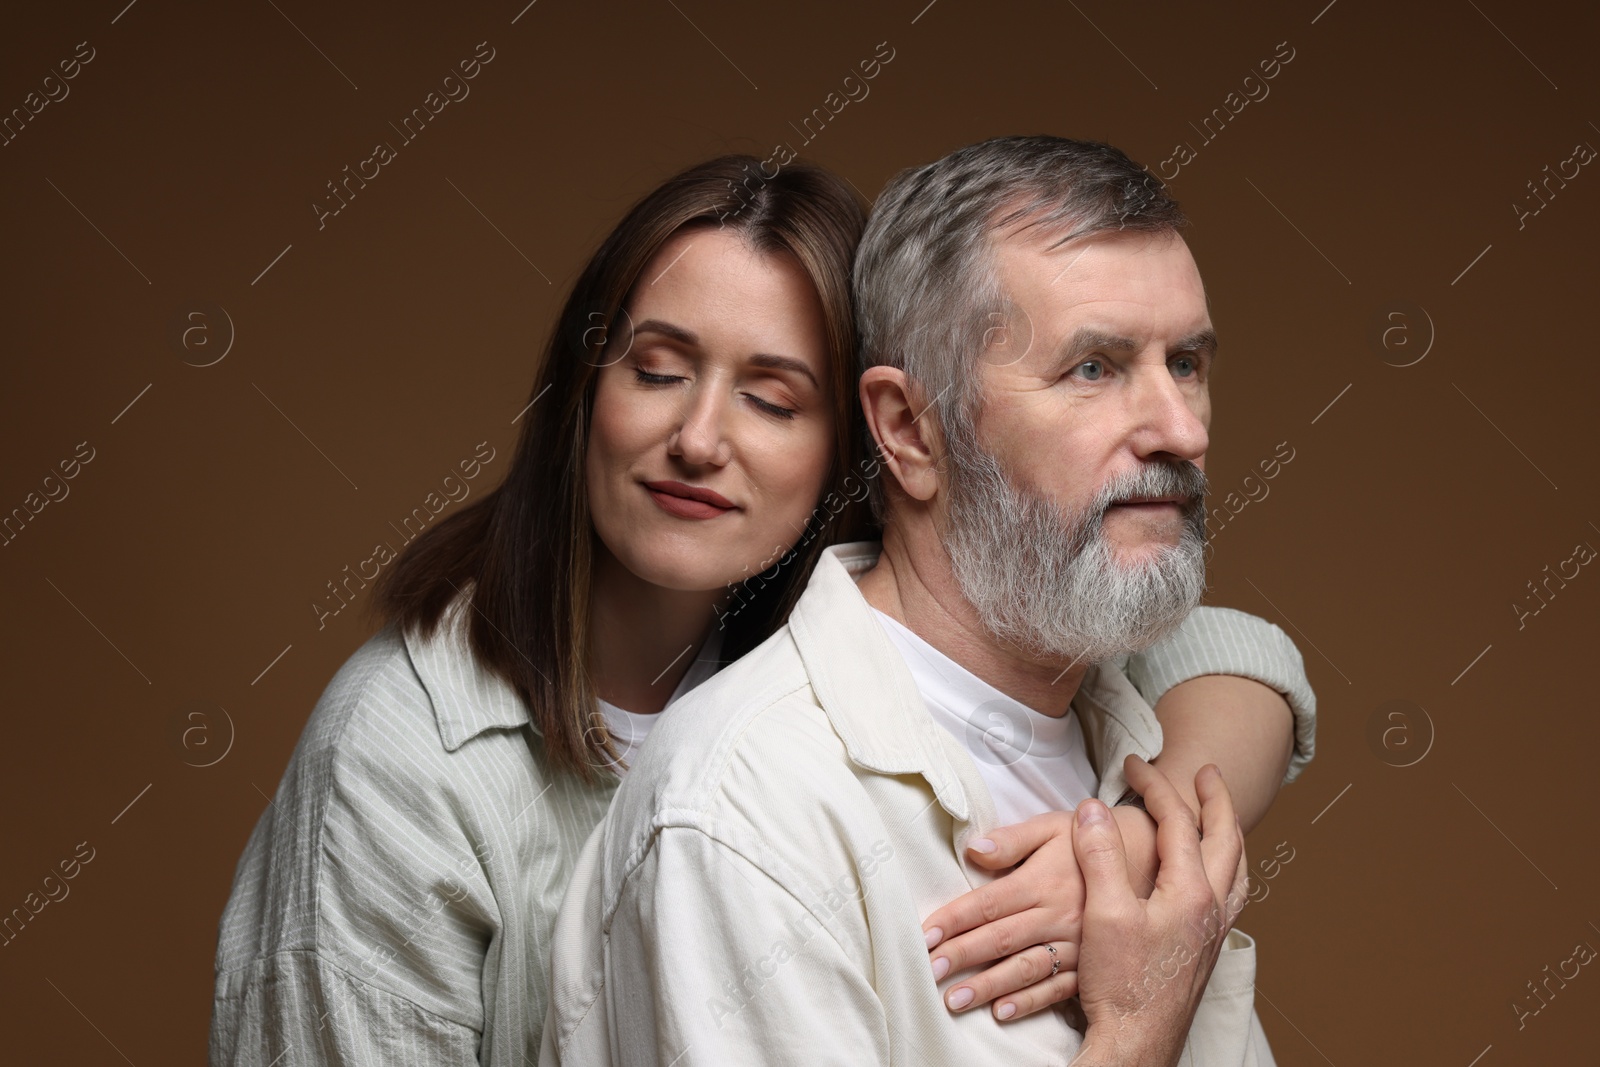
[3,0,1597,1062]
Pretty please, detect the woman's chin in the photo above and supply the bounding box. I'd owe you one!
[614,549,769,598]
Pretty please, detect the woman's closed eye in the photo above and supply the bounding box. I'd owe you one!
[635,365,798,420]
[634,366,686,386]
[745,392,797,420]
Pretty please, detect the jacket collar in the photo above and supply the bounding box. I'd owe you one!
[401,582,533,752]
[787,543,976,822]
[786,542,1164,817]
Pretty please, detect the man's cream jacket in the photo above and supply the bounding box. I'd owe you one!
[542,542,1305,1065]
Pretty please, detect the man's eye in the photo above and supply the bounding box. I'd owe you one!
[1073,359,1104,381]
[1172,355,1197,378]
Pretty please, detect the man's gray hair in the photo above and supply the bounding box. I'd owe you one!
[852,135,1187,521]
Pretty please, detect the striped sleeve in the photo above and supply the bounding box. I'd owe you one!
[1118,605,1317,784]
[210,950,479,1066]
[211,619,614,1066]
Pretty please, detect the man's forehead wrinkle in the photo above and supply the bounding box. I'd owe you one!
[1047,241,1099,288]
[990,230,1102,292]
[1003,228,1172,291]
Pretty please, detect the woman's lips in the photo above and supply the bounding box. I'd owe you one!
[643,481,737,520]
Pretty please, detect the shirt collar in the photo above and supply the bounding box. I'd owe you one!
[872,607,1084,760]
[402,582,534,752]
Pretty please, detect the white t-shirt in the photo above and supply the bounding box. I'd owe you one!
[873,608,1100,826]
[596,628,725,772]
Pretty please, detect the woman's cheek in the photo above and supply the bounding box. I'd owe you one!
[784,430,837,527]
[586,377,634,517]
[804,425,835,498]
[592,373,651,465]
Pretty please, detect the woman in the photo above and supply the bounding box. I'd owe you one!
[210,155,1313,1064]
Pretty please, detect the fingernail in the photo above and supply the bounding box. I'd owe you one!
[968,838,996,854]
[932,956,950,981]
[947,986,973,1010]
[996,1002,1017,1020]
[924,926,943,949]
[1077,800,1109,826]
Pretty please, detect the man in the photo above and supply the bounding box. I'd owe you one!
[541,136,1307,1065]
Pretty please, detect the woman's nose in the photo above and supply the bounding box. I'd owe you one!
[667,387,732,467]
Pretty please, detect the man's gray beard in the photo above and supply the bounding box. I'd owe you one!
[942,433,1209,667]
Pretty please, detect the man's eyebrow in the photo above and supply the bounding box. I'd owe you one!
[1171,328,1219,359]
[1056,327,1140,364]
[1055,326,1219,363]
[629,319,820,389]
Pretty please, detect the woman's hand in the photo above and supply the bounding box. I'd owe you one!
[922,810,1087,1020]
[920,787,1176,1021]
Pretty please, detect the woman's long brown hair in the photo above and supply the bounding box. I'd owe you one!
[372,156,872,783]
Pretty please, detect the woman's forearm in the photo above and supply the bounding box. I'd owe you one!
[1148,674,1294,833]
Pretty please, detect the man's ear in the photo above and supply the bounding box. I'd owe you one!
[859,366,943,504]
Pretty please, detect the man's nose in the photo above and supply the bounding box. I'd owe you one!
[668,385,732,467]
[1129,369,1209,462]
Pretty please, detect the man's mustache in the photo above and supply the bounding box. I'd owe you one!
[1094,461,1209,518]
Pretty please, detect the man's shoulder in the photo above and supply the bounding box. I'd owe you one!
[598,623,878,876]
[621,624,841,806]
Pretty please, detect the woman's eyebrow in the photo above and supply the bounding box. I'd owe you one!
[749,353,820,389]
[631,318,697,345]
